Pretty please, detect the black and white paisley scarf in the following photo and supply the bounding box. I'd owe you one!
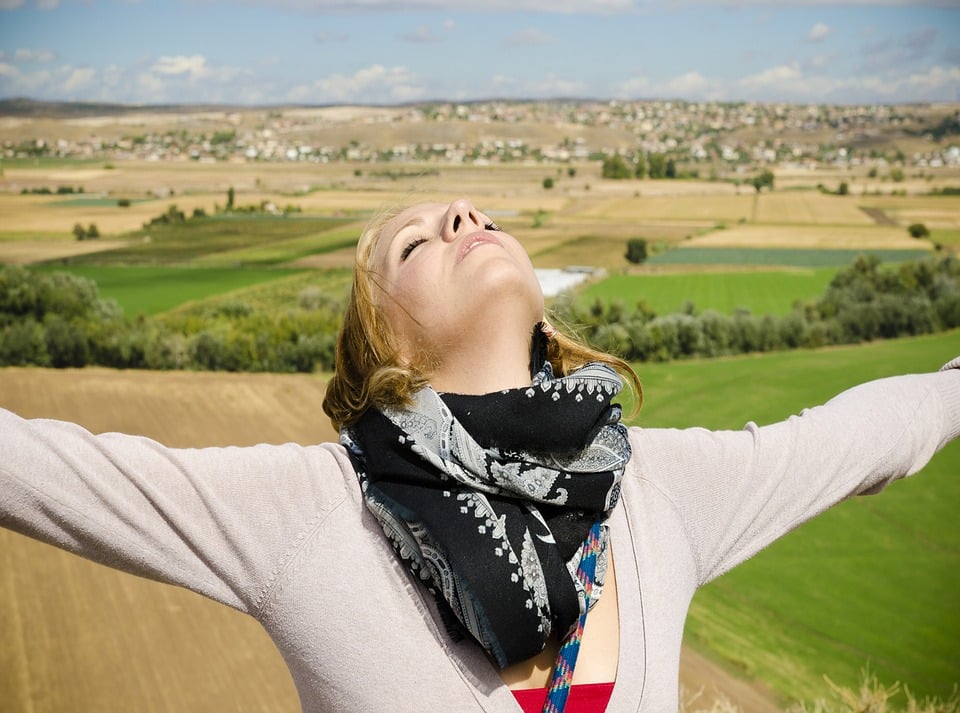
[340,361,631,669]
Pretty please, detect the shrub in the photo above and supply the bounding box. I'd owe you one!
[625,238,648,264]
[908,223,930,239]
[601,154,633,180]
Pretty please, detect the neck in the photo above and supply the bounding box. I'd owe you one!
[426,325,535,395]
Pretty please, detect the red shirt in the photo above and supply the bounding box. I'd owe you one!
[511,682,614,713]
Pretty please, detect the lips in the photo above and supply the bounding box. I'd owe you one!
[456,231,502,264]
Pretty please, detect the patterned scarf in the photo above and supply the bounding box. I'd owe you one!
[340,361,631,669]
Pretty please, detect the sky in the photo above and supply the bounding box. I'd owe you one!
[1,0,959,106]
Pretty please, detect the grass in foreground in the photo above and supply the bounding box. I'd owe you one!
[633,332,960,705]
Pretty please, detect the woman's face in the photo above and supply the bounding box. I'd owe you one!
[370,198,544,365]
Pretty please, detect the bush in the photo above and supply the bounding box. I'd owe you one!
[625,238,648,264]
[601,154,633,180]
[542,177,554,189]
[908,223,930,239]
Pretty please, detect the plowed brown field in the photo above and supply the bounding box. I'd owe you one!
[0,367,780,712]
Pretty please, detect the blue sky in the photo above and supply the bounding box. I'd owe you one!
[1,0,959,105]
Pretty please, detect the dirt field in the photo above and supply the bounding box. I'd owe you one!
[0,367,782,713]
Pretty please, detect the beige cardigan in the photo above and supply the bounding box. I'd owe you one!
[2,363,959,712]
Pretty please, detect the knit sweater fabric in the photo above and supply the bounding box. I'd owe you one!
[2,364,960,713]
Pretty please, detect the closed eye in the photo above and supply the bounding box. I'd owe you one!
[400,237,427,261]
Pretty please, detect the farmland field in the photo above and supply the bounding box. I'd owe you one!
[1,334,957,711]
[2,147,960,711]
[30,264,309,316]
[578,268,838,316]
[636,330,960,704]
[646,246,932,267]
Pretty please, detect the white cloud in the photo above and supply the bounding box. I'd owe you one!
[661,71,712,97]
[314,31,349,43]
[0,0,25,8]
[660,0,959,6]
[616,75,653,98]
[487,72,587,99]
[312,64,425,103]
[806,22,832,42]
[400,25,441,43]
[501,28,557,47]
[179,0,636,13]
[62,66,95,92]
[176,0,960,10]
[0,61,20,78]
[152,54,210,79]
[14,48,56,62]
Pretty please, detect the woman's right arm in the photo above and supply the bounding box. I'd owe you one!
[0,408,348,615]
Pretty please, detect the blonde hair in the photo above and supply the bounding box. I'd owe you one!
[322,206,642,431]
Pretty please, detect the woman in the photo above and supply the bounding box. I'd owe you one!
[2,197,959,713]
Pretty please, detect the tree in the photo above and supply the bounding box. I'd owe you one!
[647,153,667,179]
[634,153,647,179]
[908,223,930,239]
[837,181,849,196]
[226,186,235,211]
[73,223,86,241]
[752,169,775,193]
[86,223,100,239]
[625,238,648,264]
[542,177,554,189]
[665,159,677,179]
[601,154,633,180]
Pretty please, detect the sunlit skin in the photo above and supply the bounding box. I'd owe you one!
[370,198,545,395]
[371,197,620,689]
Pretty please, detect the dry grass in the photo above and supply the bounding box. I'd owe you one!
[0,238,131,263]
[684,224,930,250]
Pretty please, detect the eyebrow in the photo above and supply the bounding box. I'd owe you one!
[386,216,426,255]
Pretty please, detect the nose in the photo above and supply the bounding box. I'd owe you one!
[441,198,482,242]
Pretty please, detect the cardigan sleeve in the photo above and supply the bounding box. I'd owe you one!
[628,363,960,586]
[0,408,348,615]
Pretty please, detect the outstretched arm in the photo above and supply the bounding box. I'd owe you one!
[630,360,960,585]
[0,409,348,614]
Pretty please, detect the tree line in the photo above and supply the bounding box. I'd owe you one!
[0,267,341,372]
[552,254,960,362]
[1,254,958,372]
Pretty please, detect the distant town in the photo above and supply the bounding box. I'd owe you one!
[3,99,959,175]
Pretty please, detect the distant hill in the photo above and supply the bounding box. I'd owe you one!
[0,97,260,118]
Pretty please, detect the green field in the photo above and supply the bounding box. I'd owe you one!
[64,213,357,266]
[649,247,933,267]
[31,264,308,316]
[631,331,960,705]
[579,268,837,316]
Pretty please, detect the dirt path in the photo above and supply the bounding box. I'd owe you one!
[0,367,784,712]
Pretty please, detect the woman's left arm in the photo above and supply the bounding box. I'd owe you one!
[630,360,960,586]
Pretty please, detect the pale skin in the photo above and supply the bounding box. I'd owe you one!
[370,197,621,689]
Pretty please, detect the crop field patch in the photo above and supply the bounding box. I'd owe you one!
[29,264,310,316]
[648,246,933,267]
[684,224,927,250]
[578,268,837,316]
[570,194,757,224]
[753,193,875,225]
[0,238,132,264]
[62,214,357,266]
